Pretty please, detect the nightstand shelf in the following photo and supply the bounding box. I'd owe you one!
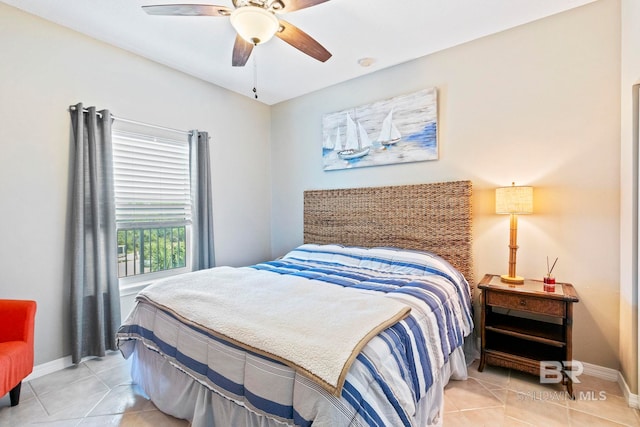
[484,331,565,361]
[485,312,565,347]
[478,274,579,397]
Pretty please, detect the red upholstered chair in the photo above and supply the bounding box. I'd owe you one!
[0,299,36,407]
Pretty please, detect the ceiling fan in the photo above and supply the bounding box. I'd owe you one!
[142,0,333,67]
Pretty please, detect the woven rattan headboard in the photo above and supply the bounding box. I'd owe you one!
[303,180,473,283]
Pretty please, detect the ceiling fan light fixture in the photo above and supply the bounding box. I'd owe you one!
[230,6,279,45]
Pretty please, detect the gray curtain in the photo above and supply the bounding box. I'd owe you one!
[69,103,121,364]
[190,131,215,270]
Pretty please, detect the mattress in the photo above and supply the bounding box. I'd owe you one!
[117,244,474,426]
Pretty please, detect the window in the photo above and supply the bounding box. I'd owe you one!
[112,128,193,282]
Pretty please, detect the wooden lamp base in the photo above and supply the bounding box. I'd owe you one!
[502,213,524,285]
[500,274,524,285]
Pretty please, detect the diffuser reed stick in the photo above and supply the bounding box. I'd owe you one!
[546,256,558,278]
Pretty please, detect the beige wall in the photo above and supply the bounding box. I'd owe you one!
[0,3,272,364]
[620,0,640,394]
[271,0,621,370]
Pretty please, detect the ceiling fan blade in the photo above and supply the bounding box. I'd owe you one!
[280,0,331,13]
[232,35,254,67]
[275,19,331,63]
[142,4,232,17]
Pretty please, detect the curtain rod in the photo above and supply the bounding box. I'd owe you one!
[69,105,192,137]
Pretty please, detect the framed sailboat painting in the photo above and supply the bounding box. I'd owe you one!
[322,88,438,171]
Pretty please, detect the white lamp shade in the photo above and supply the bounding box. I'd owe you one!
[495,185,533,214]
[230,6,279,45]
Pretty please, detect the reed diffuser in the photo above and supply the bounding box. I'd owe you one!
[544,256,557,292]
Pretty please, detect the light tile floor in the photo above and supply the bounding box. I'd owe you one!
[1,352,638,426]
[445,360,640,426]
[0,351,187,427]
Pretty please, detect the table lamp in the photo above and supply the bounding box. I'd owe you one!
[495,183,533,284]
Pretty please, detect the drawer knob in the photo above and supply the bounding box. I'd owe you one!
[519,299,527,306]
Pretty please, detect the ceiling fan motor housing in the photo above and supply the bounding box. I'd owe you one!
[230,6,280,45]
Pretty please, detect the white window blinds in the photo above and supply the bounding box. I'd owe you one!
[112,130,192,228]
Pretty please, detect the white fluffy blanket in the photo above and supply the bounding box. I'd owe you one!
[137,266,411,396]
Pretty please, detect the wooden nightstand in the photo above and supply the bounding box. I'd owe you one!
[478,274,579,397]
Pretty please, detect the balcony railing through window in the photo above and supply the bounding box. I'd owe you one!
[117,226,187,278]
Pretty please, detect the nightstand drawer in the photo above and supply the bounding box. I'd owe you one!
[486,291,565,317]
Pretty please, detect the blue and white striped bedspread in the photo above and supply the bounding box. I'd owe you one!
[117,244,473,426]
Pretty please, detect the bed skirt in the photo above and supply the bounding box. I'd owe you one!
[123,339,470,427]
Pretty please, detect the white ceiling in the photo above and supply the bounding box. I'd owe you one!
[3,0,597,105]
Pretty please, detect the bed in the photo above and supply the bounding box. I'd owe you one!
[116,180,474,427]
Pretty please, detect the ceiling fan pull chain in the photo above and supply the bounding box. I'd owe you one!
[253,50,258,99]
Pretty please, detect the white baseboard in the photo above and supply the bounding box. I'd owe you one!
[580,361,639,408]
[581,361,619,382]
[25,356,74,382]
[25,354,99,382]
[616,369,640,409]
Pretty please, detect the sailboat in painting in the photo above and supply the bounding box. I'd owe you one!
[323,127,340,153]
[337,113,370,160]
[377,109,402,146]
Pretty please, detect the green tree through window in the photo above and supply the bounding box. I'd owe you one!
[117,227,187,278]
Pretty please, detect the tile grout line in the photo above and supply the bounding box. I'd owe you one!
[79,361,128,420]
[504,414,535,426]
[26,381,52,418]
[29,365,112,422]
[566,406,632,427]
[29,363,96,400]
